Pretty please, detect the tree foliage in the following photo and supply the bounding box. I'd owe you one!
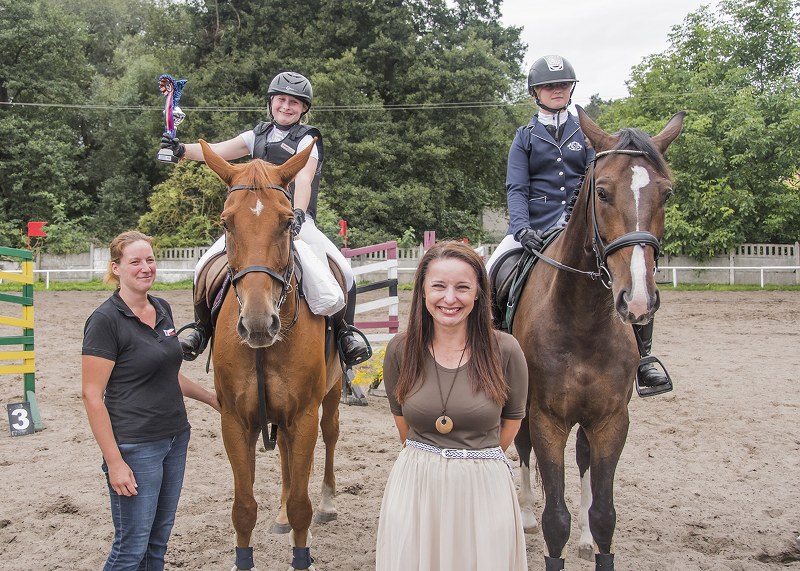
[1,0,797,255]
[600,0,800,258]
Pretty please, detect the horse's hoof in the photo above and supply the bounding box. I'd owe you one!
[287,566,316,571]
[313,510,338,524]
[578,543,594,561]
[270,522,292,534]
[231,567,257,571]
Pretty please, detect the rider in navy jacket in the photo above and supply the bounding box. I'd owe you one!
[487,55,672,396]
[506,112,591,238]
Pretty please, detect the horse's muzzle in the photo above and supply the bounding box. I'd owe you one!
[237,311,282,347]
[616,286,660,325]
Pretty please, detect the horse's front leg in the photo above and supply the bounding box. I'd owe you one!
[283,408,320,570]
[220,412,259,571]
[531,413,571,570]
[514,414,539,533]
[585,411,630,571]
[271,431,292,534]
[576,426,594,561]
[313,375,341,524]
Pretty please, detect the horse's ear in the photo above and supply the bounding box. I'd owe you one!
[274,137,317,187]
[576,106,616,152]
[199,139,237,186]
[651,111,686,155]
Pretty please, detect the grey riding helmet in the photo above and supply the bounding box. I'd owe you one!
[527,55,578,112]
[268,71,313,109]
[527,55,578,94]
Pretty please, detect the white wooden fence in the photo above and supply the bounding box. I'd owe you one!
[1,242,798,287]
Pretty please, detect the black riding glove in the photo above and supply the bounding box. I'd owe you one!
[292,208,305,236]
[517,228,545,253]
[160,133,186,159]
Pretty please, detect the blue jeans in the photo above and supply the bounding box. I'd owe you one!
[102,429,190,571]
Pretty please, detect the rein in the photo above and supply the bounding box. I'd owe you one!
[530,149,662,289]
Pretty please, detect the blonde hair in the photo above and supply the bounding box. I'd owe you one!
[104,231,154,285]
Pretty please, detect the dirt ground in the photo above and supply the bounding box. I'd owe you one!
[0,288,799,570]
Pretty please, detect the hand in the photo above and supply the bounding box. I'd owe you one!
[518,228,545,253]
[292,208,305,236]
[160,133,185,159]
[107,458,138,496]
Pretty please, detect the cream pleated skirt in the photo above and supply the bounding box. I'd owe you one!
[375,445,528,571]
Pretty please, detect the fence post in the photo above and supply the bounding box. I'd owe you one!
[795,242,799,285]
[729,249,735,285]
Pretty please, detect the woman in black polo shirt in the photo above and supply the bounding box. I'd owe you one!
[82,230,219,571]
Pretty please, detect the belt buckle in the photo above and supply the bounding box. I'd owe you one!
[441,448,467,459]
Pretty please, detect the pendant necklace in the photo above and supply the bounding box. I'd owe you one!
[431,344,467,434]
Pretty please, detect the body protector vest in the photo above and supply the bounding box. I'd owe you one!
[252,122,324,221]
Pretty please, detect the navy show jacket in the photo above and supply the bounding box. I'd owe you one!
[505,113,594,236]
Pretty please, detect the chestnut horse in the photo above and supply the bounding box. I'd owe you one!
[199,139,342,571]
[512,108,684,571]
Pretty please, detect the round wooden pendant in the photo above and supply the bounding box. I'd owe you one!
[435,415,454,434]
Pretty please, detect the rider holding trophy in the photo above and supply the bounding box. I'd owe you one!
[159,71,371,369]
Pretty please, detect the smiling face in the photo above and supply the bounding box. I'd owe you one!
[423,257,478,332]
[112,239,156,295]
[270,94,308,126]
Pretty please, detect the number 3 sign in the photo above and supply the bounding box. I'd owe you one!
[7,402,35,437]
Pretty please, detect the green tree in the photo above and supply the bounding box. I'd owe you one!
[601,0,800,258]
[0,0,95,250]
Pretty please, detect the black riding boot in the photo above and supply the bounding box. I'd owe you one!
[180,301,212,362]
[633,320,673,397]
[337,284,372,367]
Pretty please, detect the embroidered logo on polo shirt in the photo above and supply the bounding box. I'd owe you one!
[163,328,176,336]
[281,143,296,154]
[567,141,583,152]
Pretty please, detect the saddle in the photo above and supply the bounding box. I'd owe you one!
[489,228,564,333]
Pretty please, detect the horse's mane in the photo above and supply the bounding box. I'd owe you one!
[239,158,279,189]
[612,128,671,178]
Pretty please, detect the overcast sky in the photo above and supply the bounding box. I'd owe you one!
[500,0,719,104]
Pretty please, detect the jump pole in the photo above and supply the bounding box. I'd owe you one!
[0,246,42,431]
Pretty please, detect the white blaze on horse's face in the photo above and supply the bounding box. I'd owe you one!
[628,164,652,318]
[250,199,264,217]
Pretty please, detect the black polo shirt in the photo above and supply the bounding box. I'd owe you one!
[82,290,189,444]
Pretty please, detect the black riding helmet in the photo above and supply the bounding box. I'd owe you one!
[527,55,578,113]
[267,71,313,119]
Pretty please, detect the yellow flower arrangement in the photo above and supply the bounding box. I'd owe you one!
[352,345,386,391]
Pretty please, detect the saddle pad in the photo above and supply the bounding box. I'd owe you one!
[196,252,229,309]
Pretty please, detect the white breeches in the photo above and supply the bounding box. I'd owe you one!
[485,234,522,276]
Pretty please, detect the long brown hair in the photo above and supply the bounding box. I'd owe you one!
[104,231,154,286]
[394,241,506,405]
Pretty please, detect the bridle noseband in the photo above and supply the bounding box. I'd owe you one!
[225,183,299,331]
[530,148,663,288]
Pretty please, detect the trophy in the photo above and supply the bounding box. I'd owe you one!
[156,74,187,163]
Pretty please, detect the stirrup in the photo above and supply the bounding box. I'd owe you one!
[337,325,373,367]
[635,355,673,397]
[177,322,209,362]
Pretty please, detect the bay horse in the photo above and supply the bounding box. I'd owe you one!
[512,107,685,570]
[199,139,342,571]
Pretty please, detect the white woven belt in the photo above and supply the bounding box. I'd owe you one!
[405,439,511,469]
